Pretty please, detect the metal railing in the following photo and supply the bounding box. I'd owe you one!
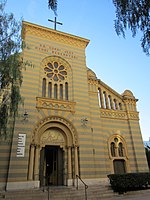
[76,175,88,200]
[42,175,50,200]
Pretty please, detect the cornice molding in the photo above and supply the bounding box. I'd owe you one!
[100,109,139,120]
[98,79,122,99]
[22,21,90,49]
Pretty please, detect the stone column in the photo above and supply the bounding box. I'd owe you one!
[109,96,114,109]
[74,146,79,176]
[34,144,40,180]
[57,84,60,99]
[28,144,35,180]
[52,83,54,99]
[104,91,109,109]
[68,146,72,179]
[115,99,119,110]
[63,84,66,101]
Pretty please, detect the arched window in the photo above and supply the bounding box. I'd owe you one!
[48,82,52,98]
[111,142,116,157]
[103,91,106,108]
[65,82,68,100]
[42,78,46,97]
[98,88,101,107]
[98,88,105,108]
[42,59,69,100]
[119,103,122,110]
[109,136,127,159]
[118,143,124,157]
[108,95,111,109]
[54,84,58,99]
[114,99,117,110]
[60,84,63,99]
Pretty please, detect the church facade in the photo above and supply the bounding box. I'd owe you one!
[0,21,148,190]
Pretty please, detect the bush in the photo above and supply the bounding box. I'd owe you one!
[107,173,150,194]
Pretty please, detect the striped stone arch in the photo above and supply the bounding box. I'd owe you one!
[41,55,72,68]
[32,115,79,147]
[28,116,79,182]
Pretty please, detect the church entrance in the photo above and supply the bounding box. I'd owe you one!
[29,117,79,187]
[40,145,64,186]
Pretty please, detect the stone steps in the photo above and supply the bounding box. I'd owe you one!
[0,185,126,200]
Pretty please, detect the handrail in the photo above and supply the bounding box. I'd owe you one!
[76,175,88,200]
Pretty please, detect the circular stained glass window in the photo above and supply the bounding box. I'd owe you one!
[44,62,67,81]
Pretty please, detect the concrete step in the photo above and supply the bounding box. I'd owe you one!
[0,185,125,200]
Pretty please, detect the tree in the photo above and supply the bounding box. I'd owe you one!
[48,0,150,55]
[0,0,22,138]
[113,0,150,55]
[48,0,57,16]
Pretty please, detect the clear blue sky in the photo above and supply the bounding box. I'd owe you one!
[5,0,150,141]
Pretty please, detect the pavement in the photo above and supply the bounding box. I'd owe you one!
[107,191,150,200]
[1,188,150,200]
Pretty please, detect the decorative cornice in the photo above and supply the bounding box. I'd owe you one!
[88,78,99,85]
[127,111,139,120]
[100,109,139,120]
[123,98,137,104]
[100,109,127,120]
[36,97,76,113]
[22,21,90,49]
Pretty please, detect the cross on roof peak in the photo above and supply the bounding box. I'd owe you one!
[48,17,63,30]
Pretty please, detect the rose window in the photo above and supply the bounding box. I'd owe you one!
[44,62,67,81]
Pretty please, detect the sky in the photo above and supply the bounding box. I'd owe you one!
[4,0,150,141]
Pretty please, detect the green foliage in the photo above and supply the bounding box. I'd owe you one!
[48,0,149,55]
[0,103,8,135]
[113,0,150,55]
[108,173,150,194]
[0,0,22,137]
[48,0,57,16]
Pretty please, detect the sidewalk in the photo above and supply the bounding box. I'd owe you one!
[107,190,150,200]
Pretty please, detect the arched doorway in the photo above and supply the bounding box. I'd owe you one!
[40,145,64,186]
[39,128,66,186]
[28,116,79,187]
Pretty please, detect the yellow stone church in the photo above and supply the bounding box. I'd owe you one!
[0,21,148,190]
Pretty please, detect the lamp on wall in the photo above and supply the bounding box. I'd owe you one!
[23,110,28,120]
[81,117,88,126]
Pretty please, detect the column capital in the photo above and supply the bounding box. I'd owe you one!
[66,145,72,149]
[31,143,35,148]
[35,144,40,149]
[73,144,79,148]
